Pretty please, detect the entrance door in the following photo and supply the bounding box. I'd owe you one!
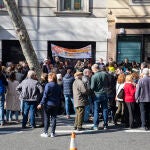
[117,35,142,63]
[144,35,150,62]
[2,40,25,65]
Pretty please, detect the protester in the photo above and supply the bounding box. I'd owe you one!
[0,65,8,126]
[135,68,150,130]
[63,69,75,119]
[82,68,93,123]
[124,74,136,128]
[114,73,126,125]
[37,73,61,138]
[73,71,88,131]
[5,71,20,122]
[16,70,43,128]
[91,64,109,130]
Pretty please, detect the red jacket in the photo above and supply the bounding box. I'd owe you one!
[124,82,136,103]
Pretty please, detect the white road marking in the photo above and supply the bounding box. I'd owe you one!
[0,131,23,134]
[124,129,150,133]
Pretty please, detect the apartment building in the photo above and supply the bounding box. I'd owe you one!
[107,0,150,63]
[0,0,108,65]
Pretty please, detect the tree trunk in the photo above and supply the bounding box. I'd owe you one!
[3,0,42,80]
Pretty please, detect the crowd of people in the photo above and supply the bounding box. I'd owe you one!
[0,56,150,138]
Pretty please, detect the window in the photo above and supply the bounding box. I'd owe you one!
[57,0,90,16]
[130,0,150,5]
[0,0,5,10]
[63,0,82,11]
[132,0,150,3]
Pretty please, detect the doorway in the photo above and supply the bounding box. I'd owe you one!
[2,40,25,65]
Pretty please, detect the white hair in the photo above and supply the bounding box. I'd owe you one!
[142,68,149,76]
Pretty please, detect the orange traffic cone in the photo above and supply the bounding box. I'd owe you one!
[70,132,77,150]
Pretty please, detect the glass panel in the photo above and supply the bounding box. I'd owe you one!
[144,36,150,62]
[117,36,142,63]
[0,0,4,9]
[64,0,71,10]
[74,0,81,10]
[132,0,150,3]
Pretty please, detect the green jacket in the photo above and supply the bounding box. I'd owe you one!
[91,71,109,94]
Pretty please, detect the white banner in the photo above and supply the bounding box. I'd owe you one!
[51,44,92,59]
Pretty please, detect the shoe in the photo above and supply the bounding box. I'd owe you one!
[0,122,4,126]
[104,126,108,130]
[22,126,26,129]
[77,127,84,131]
[66,115,70,119]
[50,133,55,138]
[91,126,99,131]
[73,127,77,130]
[41,133,49,138]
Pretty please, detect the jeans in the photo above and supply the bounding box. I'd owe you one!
[139,102,150,128]
[0,94,5,124]
[43,106,58,134]
[22,101,36,128]
[6,110,19,121]
[84,97,92,122]
[93,93,108,127]
[64,94,75,115]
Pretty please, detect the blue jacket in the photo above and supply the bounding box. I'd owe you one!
[63,73,74,95]
[40,81,61,107]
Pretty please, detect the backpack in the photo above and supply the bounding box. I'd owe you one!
[0,80,5,95]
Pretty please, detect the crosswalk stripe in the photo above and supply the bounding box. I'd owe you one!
[0,131,23,134]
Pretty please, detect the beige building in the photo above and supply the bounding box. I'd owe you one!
[0,0,108,65]
[107,0,150,63]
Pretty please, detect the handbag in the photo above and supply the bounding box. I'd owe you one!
[117,88,124,99]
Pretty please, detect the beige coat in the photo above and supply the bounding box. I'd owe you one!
[73,78,88,107]
[5,80,20,111]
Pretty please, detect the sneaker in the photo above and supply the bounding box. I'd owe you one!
[50,133,55,138]
[41,133,49,138]
[77,127,85,131]
[91,126,99,131]
[104,126,108,130]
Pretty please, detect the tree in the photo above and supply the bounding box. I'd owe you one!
[3,0,42,80]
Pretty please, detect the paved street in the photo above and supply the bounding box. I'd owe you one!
[0,115,150,150]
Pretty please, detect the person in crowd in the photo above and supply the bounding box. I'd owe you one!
[107,69,117,123]
[73,71,88,131]
[37,73,61,138]
[54,56,60,68]
[114,73,126,125]
[122,58,132,73]
[74,60,84,72]
[82,68,93,123]
[124,74,136,128]
[42,58,51,74]
[97,58,105,71]
[0,65,8,126]
[37,73,48,127]
[135,68,150,130]
[15,65,24,83]
[5,71,20,122]
[21,61,30,80]
[16,70,43,129]
[107,62,115,73]
[63,69,75,119]
[91,64,109,130]
[139,61,148,74]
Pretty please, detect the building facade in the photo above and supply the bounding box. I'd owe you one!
[107,0,150,63]
[0,0,108,65]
